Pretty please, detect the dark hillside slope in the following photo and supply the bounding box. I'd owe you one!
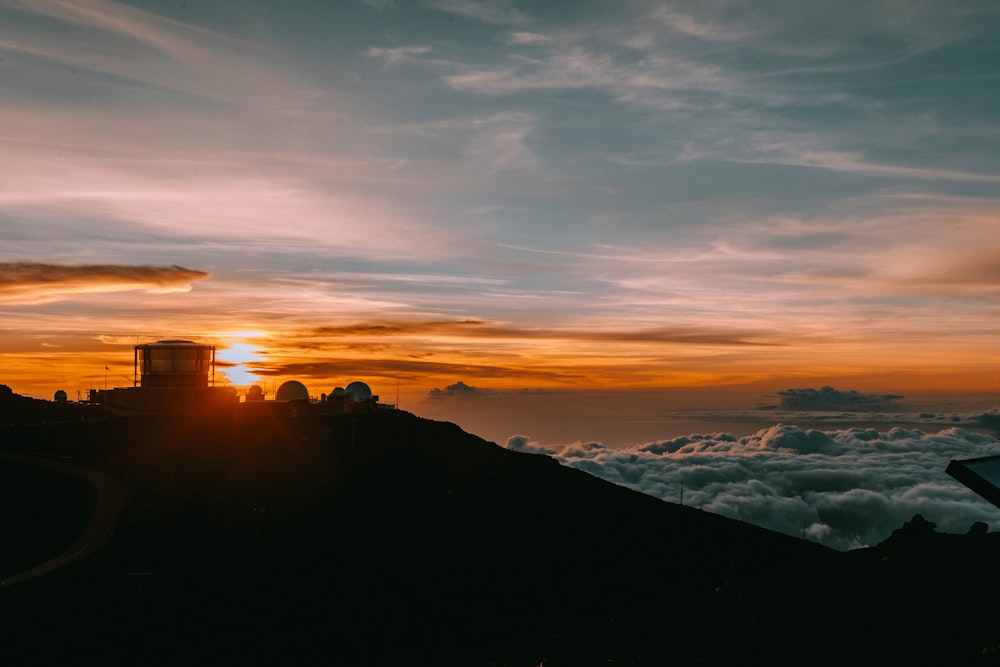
[1,404,999,665]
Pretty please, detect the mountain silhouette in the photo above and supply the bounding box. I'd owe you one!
[1,390,998,665]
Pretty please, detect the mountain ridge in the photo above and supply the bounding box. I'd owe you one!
[1,391,998,664]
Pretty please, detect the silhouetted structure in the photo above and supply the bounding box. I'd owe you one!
[134,340,215,388]
[86,339,387,417]
[947,455,1000,510]
[98,339,237,415]
[275,380,309,401]
[243,379,384,416]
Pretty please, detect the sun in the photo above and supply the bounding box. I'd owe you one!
[215,332,267,387]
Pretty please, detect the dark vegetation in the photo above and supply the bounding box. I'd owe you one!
[1,389,1000,665]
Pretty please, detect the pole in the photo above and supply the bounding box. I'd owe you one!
[253,507,266,548]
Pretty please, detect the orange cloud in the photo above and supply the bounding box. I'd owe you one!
[304,320,786,346]
[0,263,209,305]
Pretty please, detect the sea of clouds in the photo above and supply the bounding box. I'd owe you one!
[506,423,1000,551]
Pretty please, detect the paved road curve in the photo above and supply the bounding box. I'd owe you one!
[0,454,124,588]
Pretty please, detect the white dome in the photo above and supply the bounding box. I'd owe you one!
[345,381,373,401]
[331,387,346,396]
[275,380,309,401]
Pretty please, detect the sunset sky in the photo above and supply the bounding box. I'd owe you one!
[3,0,1000,444]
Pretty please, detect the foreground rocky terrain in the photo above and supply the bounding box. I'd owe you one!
[2,390,999,665]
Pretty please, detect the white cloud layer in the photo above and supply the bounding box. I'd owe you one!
[507,425,1000,551]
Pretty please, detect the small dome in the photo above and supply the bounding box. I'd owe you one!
[345,381,373,402]
[332,387,346,396]
[54,389,68,403]
[246,385,265,401]
[275,380,309,401]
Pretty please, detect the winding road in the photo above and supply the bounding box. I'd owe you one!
[0,454,124,588]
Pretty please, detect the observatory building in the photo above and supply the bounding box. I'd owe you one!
[275,380,310,402]
[242,379,382,415]
[324,380,380,413]
[135,340,215,388]
[99,339,237,414]
[95,338,386,417]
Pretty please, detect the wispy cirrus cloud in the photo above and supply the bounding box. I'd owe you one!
[736,135,1000,184]
[2,0,1000,409]
[296,319,786,347]
[442,46,732,109]
[0,0,317,110]
[370,111,548,178]
[366,45,433,68]
[249,358,583,385]
[648,5,751,41]
[422,0,529,26]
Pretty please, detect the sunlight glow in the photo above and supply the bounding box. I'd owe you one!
[2,1,999,418]
[215,332,267,388]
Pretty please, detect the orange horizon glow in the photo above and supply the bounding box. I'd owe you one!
[3,312,998,403]
[3,3,1000,434]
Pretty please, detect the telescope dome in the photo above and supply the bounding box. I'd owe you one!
[345,381,373,401]
[275,380,309,401]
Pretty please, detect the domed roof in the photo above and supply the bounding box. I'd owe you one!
[331,387,346,397]
[275,380,309,401]
[54,389,68,402]
[345,381,373,401]
[246,385,265,401]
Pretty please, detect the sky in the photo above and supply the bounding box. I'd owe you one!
[4,1,1000,541]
